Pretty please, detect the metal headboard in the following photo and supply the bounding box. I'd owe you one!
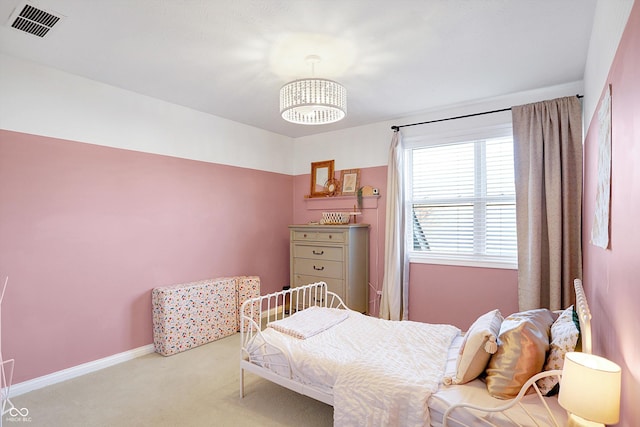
[573,278,592,354]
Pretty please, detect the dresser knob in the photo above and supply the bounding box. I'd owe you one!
[303,234,307,238]
[312,250,324,255]
[313,265,325,271]
[329,235,332,239]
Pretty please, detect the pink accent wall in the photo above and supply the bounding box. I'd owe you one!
[582,3,640,425]
[0,130,292,383]
[409,264,518,330]
[292,166,388,316]
[292,165,519,323]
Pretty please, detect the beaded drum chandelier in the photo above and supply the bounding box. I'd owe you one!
[279,55,347,125]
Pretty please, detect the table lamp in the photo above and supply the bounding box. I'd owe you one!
[559,352,621,427]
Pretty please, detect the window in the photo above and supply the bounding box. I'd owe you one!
[406,130,517,268]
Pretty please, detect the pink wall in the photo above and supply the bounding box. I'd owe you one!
[0,130,292,383]
[292,164,519,323]
[409,264,518,330]
[292,166,388,316]
[582,3,640,425]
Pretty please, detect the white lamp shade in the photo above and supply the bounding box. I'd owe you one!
[559,352,621,424]
[280,78,346,125]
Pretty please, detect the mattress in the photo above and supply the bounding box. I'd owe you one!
[152,277,237,356]
[247,314,567,426]
[248,309,459,394]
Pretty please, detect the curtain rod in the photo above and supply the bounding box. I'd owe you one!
[391,94,584,131]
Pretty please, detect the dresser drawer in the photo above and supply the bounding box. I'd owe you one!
[315,231,345,243]
[292,230,345,243]
[293,258,343,279]
[289,224,369,314]
[293,244,343,261]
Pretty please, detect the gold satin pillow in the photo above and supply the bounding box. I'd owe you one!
[485,308,555,399]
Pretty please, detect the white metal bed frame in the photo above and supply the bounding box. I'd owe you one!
[240,281,346,405]
[239,279,592,426]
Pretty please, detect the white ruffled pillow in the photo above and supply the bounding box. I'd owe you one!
[445,309,503,385]
[536,305,580,395]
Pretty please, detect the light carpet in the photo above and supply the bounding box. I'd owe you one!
[9,333,333,426]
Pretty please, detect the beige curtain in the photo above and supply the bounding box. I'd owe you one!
[512,96,583,311]
[379,130,409,320]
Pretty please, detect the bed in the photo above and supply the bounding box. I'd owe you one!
[240,279,591,426]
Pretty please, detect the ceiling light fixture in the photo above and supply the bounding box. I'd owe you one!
[280,55,347,125]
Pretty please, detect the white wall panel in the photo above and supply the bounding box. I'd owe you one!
[583,0,634,129]
[292,81,584,174]
[0,53,294,175]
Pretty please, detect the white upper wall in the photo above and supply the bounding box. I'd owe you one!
[294,0,636,175]
[5,0,631,180]
[292,81,584,175]
[0,53,294,175]
[583,0,635,130]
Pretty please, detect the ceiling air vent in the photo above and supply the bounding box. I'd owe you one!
[9,3,63,37]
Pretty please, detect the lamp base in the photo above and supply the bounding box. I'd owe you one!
[567,413,604,427]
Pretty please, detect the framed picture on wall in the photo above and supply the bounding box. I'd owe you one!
[310,160,334,198]
[340,169,360,195]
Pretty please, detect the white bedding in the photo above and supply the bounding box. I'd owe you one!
[429,380,567,427]
[333,321,460,427]
[247,308,460,426]
[267,306,349,339]
[242,280,590,427]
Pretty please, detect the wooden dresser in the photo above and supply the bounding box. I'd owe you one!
[289,224,369,313]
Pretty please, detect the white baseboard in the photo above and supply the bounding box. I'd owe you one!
[4,343,155,398]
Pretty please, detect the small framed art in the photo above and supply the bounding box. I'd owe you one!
[340,169,360,195]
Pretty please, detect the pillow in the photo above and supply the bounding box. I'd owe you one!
[536,305,580,395]
[446,309,503,385]
[485,308,555,399]
[572,304,583,352]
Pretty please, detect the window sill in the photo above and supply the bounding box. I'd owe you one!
[409,254,517,270]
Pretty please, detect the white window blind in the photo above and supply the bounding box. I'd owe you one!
[408,135,517,268]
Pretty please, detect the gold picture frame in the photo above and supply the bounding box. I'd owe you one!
[340,169,360,195]
[310,160,334,198]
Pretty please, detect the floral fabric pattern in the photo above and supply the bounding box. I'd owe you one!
[236,276,261,329]
[536,305,579,395]
[152,276,260,356]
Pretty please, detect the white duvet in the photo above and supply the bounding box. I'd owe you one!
[248,309,460,426]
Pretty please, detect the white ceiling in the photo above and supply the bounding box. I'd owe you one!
[0,0,597,138]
